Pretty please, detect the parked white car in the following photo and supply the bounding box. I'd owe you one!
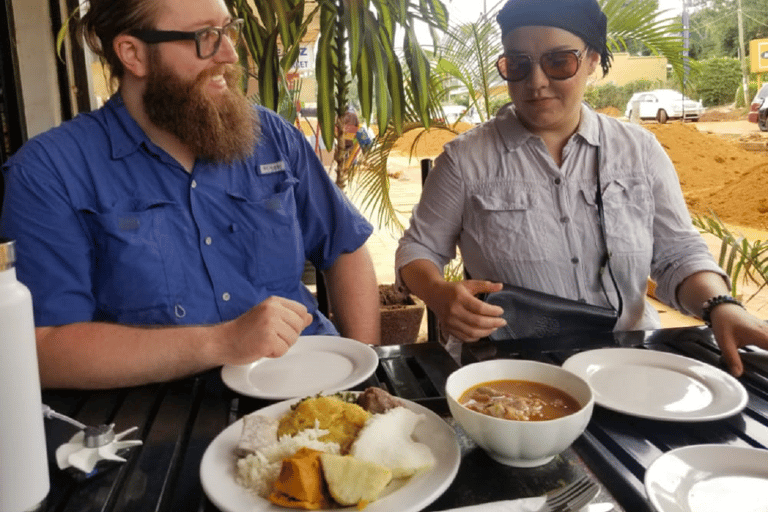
[624,89,704,123]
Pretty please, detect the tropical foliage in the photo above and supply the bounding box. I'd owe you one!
[687,0,768,61]
[227,0,448,190]
[693,213,768,301]
[600,0,688,87]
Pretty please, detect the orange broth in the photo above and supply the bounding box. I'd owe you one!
[458,379,581,421]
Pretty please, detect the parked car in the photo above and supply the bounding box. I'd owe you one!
[624,89,704,123]
[748,83,768,124]
[757,97,768,132]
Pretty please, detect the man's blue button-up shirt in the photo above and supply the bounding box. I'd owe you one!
[1,95,373,334]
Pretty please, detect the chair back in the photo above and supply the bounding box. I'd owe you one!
[420,158,441,344]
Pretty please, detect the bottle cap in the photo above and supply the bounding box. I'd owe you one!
[0,238,16,271]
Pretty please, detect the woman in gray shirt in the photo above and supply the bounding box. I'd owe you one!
[395,0,768,376]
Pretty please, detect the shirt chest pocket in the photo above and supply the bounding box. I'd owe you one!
[469,188,560,262]
[223,181,304,287]
[80,199,184,323]
[583,178,653,254]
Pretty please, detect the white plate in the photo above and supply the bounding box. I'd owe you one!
[645,445,768,512]
[200,395,461,512]
[562,348,747,421]
[221,336,378,400]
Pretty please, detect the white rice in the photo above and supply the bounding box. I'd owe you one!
[235,420,341,498]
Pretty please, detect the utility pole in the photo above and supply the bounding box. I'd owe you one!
[738,0,749,105]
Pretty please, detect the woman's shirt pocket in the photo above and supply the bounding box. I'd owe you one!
[79,198,186,323]
[583,177,653,255]
[222,180,304,288]
[467,188,560,262]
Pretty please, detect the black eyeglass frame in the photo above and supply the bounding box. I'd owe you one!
[131,18,244,59]
[496,47,587,82]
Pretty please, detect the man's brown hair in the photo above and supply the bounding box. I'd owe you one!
[77,0,160,81]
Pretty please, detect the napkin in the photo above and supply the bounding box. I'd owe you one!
[56,426,143,474]
[437,496,546,511]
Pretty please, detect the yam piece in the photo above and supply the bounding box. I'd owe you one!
[268,447,332,510]
[319,453,392,507]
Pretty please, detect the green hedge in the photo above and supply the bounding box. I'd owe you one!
[585,79,662,112]
[690,58,742,107]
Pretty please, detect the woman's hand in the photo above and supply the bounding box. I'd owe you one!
[428,280,507,341]
[710,304,768,377]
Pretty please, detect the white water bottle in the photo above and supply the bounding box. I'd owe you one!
[0,239,49,511]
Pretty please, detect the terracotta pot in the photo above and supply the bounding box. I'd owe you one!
[378,284,425,345]
[380,299,425,345]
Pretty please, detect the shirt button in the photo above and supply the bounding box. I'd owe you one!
[222,292,231,301]
[554,178,562,185]
[560,216,570,223]
[205,236,212,245]
[191,180,197,188]
[571,257,579,264]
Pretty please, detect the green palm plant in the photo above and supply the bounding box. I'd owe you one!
[693,213,768,302]
[601,0,691,87]
[228,0,448,190]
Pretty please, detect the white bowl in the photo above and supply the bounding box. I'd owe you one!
[445,359,594,467]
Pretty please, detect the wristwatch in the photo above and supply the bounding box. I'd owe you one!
[701,295,744,327]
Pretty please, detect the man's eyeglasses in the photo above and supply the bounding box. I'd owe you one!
[132,18,244,60]
[496,48,586,82]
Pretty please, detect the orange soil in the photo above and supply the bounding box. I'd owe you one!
[387,116,768,232]
[644,122,768,231]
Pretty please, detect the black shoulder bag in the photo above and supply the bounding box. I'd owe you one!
[482,144,623,341]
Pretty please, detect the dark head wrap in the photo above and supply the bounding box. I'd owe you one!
[496,0,612,76]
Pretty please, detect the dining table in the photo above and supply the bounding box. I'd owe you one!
[39,325,768,512]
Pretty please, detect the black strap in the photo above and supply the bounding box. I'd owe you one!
[595,144,623,317]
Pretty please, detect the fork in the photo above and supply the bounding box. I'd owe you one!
[542,475,600,512]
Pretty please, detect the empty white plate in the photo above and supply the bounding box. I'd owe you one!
[645,445,768,512]
[562,348,747,421]
[221,335,378,400]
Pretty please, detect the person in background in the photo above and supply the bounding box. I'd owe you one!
[0,0,380,389]
[395,0,768,375]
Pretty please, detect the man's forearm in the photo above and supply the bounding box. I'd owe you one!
[36,322,219,389]
[324,246,380,345]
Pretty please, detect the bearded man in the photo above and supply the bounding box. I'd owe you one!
[0,0,380,389]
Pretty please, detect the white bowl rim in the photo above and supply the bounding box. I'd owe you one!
[445,359,595,426]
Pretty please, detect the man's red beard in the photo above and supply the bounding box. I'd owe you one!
[142,56,259,163]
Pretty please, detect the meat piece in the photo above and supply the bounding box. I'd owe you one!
[356,387,403,414]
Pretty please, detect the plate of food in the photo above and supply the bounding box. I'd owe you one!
[562,348,747,422]
[645,445,768,512]
[200,388,461,512]
[221,336,379,400]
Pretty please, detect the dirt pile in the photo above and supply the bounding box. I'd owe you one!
[644,122,768,230]
[390,123,475,156]
[387,118,768,231]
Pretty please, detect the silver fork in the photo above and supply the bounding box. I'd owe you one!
[542,475,600,512]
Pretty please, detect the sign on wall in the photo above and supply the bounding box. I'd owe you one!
[278,45,314,71]
[750,39,768,73]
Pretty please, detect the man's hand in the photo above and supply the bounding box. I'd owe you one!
[428,280,507,341]
[216,296,313,365]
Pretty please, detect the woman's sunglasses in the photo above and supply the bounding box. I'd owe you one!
[496,48,586,82]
